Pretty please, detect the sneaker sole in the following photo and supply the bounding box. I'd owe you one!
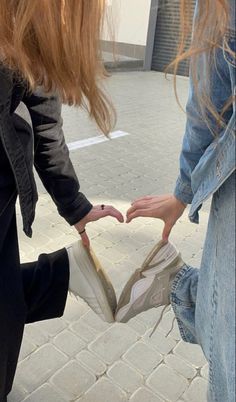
[72,242,117,323]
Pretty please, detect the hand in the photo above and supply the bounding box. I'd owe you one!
[74,204,124,247]
[126,194,187,242]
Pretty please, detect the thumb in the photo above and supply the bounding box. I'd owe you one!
[162,222,173,242]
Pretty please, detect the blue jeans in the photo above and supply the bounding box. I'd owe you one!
[171,171,235,402]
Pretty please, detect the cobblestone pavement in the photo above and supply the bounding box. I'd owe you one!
[9,72,210,402]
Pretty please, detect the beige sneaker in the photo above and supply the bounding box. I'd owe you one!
[115,240,184,324]
[67,241,117,323]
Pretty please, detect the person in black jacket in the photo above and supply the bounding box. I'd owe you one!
[0,1,123,401]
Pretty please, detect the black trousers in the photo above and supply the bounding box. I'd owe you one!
[0,141,69,402]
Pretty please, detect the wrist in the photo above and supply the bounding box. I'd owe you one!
[173,195,187,209]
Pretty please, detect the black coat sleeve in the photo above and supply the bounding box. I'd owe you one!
[22,87,93,225]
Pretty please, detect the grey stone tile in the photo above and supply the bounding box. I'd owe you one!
[76,378,127,402]
[51,361,96,399]
[16,344,68,393]
[147,364,188,402]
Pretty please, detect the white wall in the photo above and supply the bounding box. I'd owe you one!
[103,0,151,46]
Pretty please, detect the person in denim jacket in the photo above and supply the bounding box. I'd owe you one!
[116,1,235,401]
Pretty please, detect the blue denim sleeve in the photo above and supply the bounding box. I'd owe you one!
[174,0,235,206]
[174,67,213,204]
[174,36,233,206]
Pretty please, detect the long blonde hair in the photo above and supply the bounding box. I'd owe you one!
[170,0,235,132]
[0,0,115,134]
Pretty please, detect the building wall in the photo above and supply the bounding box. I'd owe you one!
[102,0,151,59]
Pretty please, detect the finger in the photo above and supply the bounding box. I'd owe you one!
[127,202,165,221]
[162,222,173,242]
[108,206,124,222]
[131,194,171,205]
[131,197,170,212]
[102,207,124,223]
[129,201,151,212]
[86,206,124,223]
[131,196,153,205]
[126,205,150,221]
[126,209,154,223]
[80,231,90,248]
[127,201,155,217]
[126,205,137,216]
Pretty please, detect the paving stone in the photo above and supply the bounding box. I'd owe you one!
[168,320,182,341]
[81,310,111,332]
[47,234,78,251]
[116,236,144,253]
[70,319,99,343]
[130,387,164,402]
[21,384,67,402]
[201,364,209,380]
[51,361,96,400]
[174,341,207,368]
[53,222,75,235]
[126,245,157,268]
[46,211,65,225]
[34,225,65,241]
[92,235,115,251]
[123,342,162,376]
[158,310,181,341]
[8,384,28,402]
[135,307,165,329]
[164,354,197,380]
[182,377,208,402]
[107,361,143,394]
[76,378,127,402]
[19,338,37,362]
[89,325,138,364]
[53,330,86,357]
[19,241,35,255]
[27,232,51,248]
[76,350,107,376]
[145,329,177,355]
[23,325,48,347]
[63,297,89,322]
[36,318,66,338]
[106,262,137,292]
[147,364,188,402]
[127,318,148,336]
[16,344,68,392]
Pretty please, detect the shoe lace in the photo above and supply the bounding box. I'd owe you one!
[149,305,176,338]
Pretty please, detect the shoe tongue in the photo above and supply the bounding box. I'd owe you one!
[142,242,169,270]
[141,241,165,269]
[142,242,179,275]
[150,250,166,265]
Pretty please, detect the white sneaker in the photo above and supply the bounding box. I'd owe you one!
[115,240,184,324]
[67,241,117,323]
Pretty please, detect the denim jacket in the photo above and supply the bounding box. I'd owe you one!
[174,3,236,223]
[0,67,92,236]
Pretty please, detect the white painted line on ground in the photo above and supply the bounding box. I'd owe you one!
[67,130,130,151]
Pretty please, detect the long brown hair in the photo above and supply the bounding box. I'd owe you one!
[170,0,235,132]
[0,0,115,134]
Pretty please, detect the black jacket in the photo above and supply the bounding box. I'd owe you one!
[0,66,93,237]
